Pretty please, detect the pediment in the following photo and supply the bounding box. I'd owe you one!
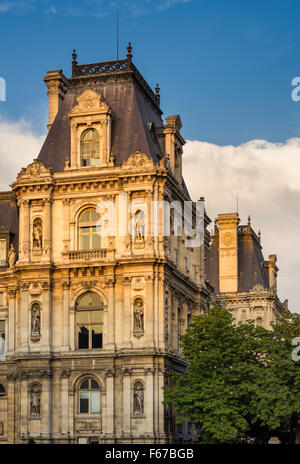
[250,283,266,293]
[121,150,155,171]
[69,90,112,116]
[16,160,51,181]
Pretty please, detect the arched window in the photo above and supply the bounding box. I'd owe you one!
[0,383,5,397]
[78,208,101,250]
[76,292,104,350]
[80,129,100,167]
[78,378,100,414]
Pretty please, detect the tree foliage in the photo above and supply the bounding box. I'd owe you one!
[163,306,300,443]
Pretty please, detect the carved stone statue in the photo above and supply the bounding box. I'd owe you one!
[33,219,43,249]
[133,382,144,414]
[133,298,144,333]
[31,304,41,338]
[30,386,41,416]
[134,210,145,241]
[8,243,16,268]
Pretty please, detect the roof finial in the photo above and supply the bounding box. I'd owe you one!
[247,215,251,230]
[127,42,133,64]
[155,83,160,106]
[72,49,78,77]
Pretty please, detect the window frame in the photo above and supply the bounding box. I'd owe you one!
[76,292,104,351]
[78,208,101,251]
[78,378,100,415]
[80,128,101,167]
[0,320,5,359]
[0,229,9,269]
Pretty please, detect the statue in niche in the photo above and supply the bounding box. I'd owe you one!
[134,210,145,241]
[133,298,144,333]
[30,386,41,416]
[133,382,144,414]
[31,304,41,338]
[8,243,16,268]
[33,219,43,249]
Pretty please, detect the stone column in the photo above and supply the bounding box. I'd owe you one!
[105,369,115,436]
[19,199,30,262]
[122,277,132,348]
[69,305,76,351]
[41,370,52,439]
[7,287,17,354]
[62,281,70,351]
[158,367,165,437]
[20,282,29,352]
[43,198,52,262]
[41,282,51,354]
[145,368,154,435]
[106,278,115,350]
[122,368,131,435]
[62,199,71,257]
[20,371,29,439]
[145,275,154,348]
[61,370,70,435]
[6,373,16,443]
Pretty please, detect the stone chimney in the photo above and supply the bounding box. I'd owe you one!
[43,70,68,131]
[217,213,240,293]
[163,115,185,185]
[268,254,278,292]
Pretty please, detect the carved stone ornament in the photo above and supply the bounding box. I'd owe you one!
[32,219,43,250]
[69,89,112,116]
[132,277,145,291]
[16,160,51,181]
[31,303,41,340]
[30,384,41,418]
[250,283,265,293]
[8,243,16,268]
[133,382,144,415]
[29,283,42,297]
[133,298,144,338]
[121,150,155,171]
[222,231,234,247]
[134,210,145,242]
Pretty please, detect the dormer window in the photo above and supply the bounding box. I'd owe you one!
[0,239,6,267]
[80,129,100,167]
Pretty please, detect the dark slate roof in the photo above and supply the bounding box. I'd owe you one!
[0,192,19,252]
[206,225,269,294]
[38,64,164,172]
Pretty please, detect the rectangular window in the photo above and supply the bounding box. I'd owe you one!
[0,240,6,266]
[0,320,5,359]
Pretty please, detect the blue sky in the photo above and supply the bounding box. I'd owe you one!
[0,0,299,310]
[1,0,300,142]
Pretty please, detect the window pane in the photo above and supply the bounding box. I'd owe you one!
[0,384,5,396]
[0,240,6,266]
[77,312,89,324]
[80,233,90,251]
[92,232,101,249]
[91,311,102,323]
[80,379,89,390]
[78,326,89,349]
[0,333,4,358]
[92,326,102,349]
[91,392,100,413]
[91,379,99,390]
[79,392,89,413]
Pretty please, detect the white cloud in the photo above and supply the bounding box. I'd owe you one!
[0,118,45,189]
[183,138,300,312]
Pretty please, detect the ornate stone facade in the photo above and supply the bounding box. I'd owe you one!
[0,47,211,444]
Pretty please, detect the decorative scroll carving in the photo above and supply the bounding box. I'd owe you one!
[16,160,51,180]
[250,283,265,293]
[133,382,144,415]
[122,150,155,171]
[133,298,144,337]
[69,89,111,115]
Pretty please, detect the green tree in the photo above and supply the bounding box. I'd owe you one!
[163,306,300,443]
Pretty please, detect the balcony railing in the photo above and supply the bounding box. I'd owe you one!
[68,249,107,262]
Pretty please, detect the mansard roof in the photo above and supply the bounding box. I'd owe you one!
[38,46,164,173]
[206,222,270,294]
[0,192,19,252]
